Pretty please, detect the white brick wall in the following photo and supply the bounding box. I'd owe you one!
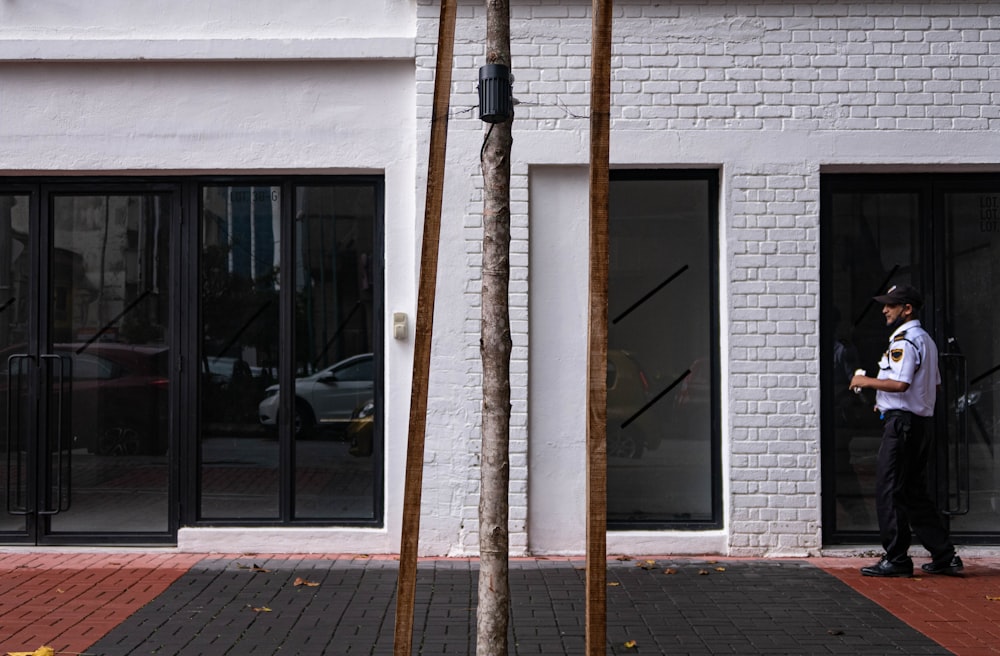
[415,0,1000,557]
[728,165,820,554]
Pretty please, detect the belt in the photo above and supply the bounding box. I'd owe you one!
[881,409,931,422]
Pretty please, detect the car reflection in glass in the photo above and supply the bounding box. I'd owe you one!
[257,352,373,438]
[347,397,375,457]
[1,343,170,456]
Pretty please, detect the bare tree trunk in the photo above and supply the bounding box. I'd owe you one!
[478,1,512,655]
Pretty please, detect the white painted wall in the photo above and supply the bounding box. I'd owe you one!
[0,0,415,39]
[526,165,588,555]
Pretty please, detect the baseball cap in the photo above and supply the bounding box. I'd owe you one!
[872,284,924,307]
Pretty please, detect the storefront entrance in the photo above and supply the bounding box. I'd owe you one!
[0,185,175,544]
[1,176,383,546]
[823,173,1000,545]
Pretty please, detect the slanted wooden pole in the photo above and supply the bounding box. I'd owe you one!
[393,1,457,654]
[586,0,612,654]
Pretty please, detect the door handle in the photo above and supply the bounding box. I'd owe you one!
[940,349,970,516]
[38,354,72,515]
[5,354,31,515]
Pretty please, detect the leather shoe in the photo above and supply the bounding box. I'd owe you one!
[921,555,964,576]
[861,557,913,577]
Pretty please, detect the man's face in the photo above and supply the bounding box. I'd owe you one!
[882,303,911,328]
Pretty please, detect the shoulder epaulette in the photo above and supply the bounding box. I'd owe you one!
[892,332,908,342]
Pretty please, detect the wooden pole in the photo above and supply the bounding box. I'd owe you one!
[586,0,612,654]
[393,1,457,654]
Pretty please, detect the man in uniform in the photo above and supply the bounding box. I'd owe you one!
[849,284,963,577]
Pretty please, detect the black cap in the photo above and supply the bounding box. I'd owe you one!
[873,284,923,308]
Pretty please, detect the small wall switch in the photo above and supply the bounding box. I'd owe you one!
[393,312,408,340]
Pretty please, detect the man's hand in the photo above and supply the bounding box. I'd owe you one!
[849,374,909,393]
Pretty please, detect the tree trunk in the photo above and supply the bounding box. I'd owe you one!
[477,1,512,655]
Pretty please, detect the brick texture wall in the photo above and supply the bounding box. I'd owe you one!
[415,0,998,556]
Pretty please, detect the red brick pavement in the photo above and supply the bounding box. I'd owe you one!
[2,553,999,656]
[817,556,1000,656]
[0,552,203,655]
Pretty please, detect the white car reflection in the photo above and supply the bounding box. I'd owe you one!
[258,353,373,437]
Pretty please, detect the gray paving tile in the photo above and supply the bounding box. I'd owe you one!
[85,557,951,655]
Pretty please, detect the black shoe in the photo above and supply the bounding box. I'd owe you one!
[921,555,964,576]
[861,557,913,578]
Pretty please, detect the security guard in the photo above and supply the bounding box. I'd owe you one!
[849,284,963,577]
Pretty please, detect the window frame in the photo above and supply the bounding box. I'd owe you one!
[606,169,723,531]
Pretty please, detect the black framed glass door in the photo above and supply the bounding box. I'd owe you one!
[823,173,1000,544]
[1,187,174,544]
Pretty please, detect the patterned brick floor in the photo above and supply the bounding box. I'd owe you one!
[1,553,998,655]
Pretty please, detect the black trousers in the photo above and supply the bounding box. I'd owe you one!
[875,410,954,563]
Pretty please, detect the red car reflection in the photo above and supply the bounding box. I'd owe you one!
[2,343,169,455]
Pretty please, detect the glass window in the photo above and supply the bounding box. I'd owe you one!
[292,185,377,520]
[199,185,282,520]
[607,172,719,528]
[197,179,380,524]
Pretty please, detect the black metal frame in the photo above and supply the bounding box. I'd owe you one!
[606,168,723,531]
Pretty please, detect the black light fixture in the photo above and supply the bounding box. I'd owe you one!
[478,64,513,123]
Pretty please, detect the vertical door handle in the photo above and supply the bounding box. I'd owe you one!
[941,349,970,516]
[5,354,31,515]
[38,354,72,514]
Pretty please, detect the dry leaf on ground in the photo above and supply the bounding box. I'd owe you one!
[6,647,55,656]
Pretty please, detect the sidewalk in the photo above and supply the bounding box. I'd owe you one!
[1,552,999,655]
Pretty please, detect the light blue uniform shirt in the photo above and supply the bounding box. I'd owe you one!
[874,319,940,417]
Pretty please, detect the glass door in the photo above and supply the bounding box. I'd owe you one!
[823,174,1000,544]
[937,186,1000,535]
[1,188,174,543]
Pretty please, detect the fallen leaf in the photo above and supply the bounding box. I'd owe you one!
[251,606,272,612]
[294,577,320,587]
[698,569,710,575]
[6,647,55,656]
[637,560,657,570]
[663,568,677,575]
[715,567,726,572]
[615,555,633,562]
[987,595,1000,601]
[236,562,271,573]
[608,581,620,587]
[827,629,845,636]
[624,640,638,649]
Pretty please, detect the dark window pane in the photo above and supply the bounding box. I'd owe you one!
[199,185,281,519]
[607,175,717,526]
[292,184,377,520]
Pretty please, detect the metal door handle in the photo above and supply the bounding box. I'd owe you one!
[39,354,72,515]
[5,354,31,515]
[941,349,970,516]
